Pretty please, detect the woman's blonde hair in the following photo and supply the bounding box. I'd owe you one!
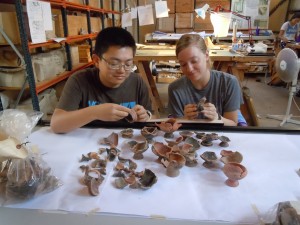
[176,34,211,67]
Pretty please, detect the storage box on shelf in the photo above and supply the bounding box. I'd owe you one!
[32,48,67,82]
[175,13,194,29]
[157,13,175,33]
[0,0,120,112]
[90,16,102,33]
[102,0,112,11]
[175,0,195,13]
[88,0,100,8]
[70,45,80,66]
[56,13,88,37]
[67,0,84,4]
[175,28,194,33]
[0,68,27,88]
[0,48,67,87]
[78,45,92,63]
[0,12,21,45]
[166,0,175,14]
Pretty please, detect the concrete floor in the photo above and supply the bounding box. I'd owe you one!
[156,73,300,130]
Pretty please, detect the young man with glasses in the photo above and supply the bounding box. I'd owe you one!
[51,27,152,133]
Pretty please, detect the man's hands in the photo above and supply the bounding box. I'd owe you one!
[133,105,150,122]
[93,103,150,122]
[184,102,219,121]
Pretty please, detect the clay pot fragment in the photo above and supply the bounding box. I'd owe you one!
[141,126,158,143]
[88,152,100,160]
[201,135,214,147]
[127,140,149,160]
[223,162,247,187]
[165,153,186,177]
[115,177,128,189]
[125,109,138,123]
[83,168,104,196]
[197,97,207,112]
[139,169,157,189]
[200,151,218,169]
[218,136,230,147]
[152,142,172,163]
[101,132,119,147]
[120,128,134,138]
[184,153,198,167]
[155,118,182,138]
[172,143,197,167]
[79,154,90,162]
[126,174,140,189]
[106,147,120,161]
[87,177,101,196]
[195,132,206,139]
[165,136,183,147]
[113,158,157,190]
[184,137,201,152]
[179,130,194,140]
[90,159,107,175]
[220,150,243,164]
[118,156,137,171]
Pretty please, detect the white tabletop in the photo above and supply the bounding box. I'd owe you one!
[1,127,300,225]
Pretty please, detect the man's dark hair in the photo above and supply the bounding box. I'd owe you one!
[290,12,300,20]
[94,27,136,57]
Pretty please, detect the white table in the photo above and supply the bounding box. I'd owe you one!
[1,126,300,225]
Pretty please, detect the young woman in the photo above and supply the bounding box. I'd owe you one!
[278,12,300,48]
[168,34,244,126]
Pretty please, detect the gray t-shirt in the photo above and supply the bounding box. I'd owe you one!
[280,21,299,41]
[168,70,243,118]
[57,67,152,112]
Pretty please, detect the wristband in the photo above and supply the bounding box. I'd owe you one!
[146,110,152,121]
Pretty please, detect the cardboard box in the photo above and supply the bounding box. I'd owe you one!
[166,0,175,13]
[56,14,88,37]
[90,17,102,33]
[157,13,175,33]
[67,0,85,5]
[102,0,111,10]
[176,28,194,33]
[89,0,100,8]
[70,45,80,66]
[0,12,21,45]
[0,46,21,67]
[0,68,26,87]
[175,13,194,28]
[31,48,66,82]
[78,45,92,63]
[175,0,194,13]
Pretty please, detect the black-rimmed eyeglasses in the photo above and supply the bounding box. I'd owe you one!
[101,57,135,71]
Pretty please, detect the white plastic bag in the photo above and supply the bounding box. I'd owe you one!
[0,109,61,202]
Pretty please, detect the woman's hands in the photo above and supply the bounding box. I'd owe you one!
[184,102,219,121]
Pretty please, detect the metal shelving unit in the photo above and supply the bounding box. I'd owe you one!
[1,0,121,111]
